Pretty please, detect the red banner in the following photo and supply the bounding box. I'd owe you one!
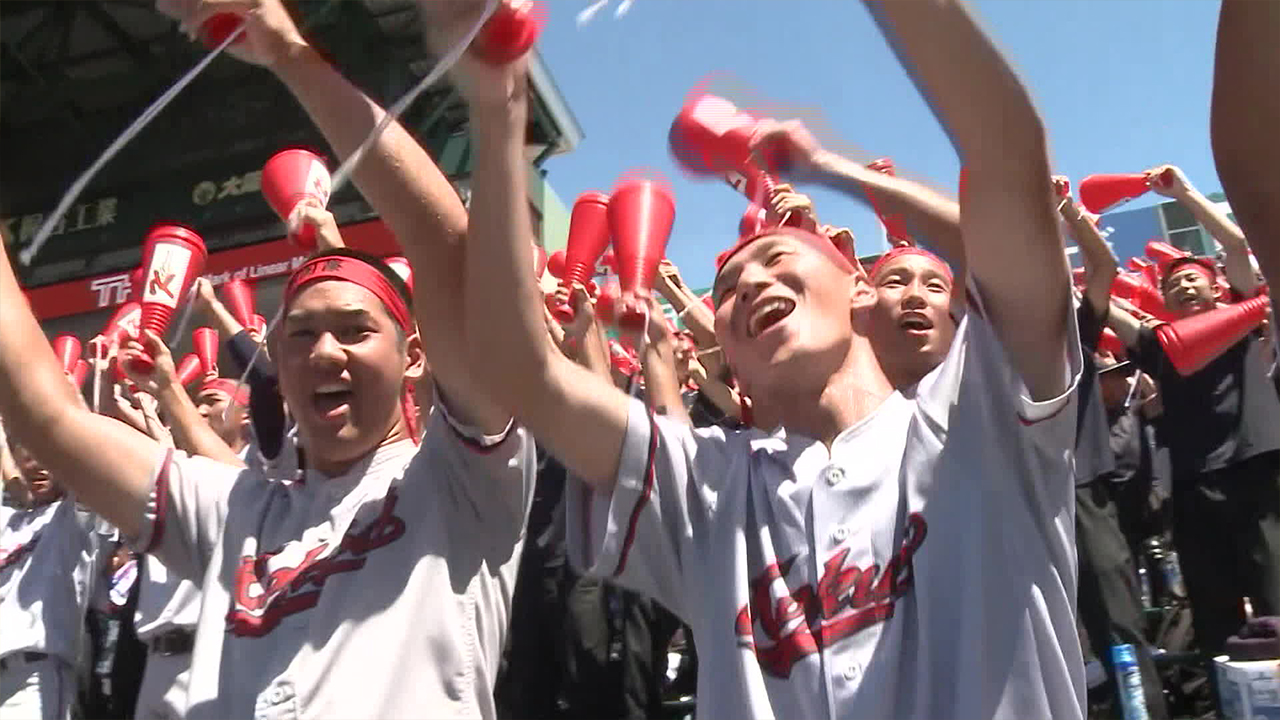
[25,220,402,321]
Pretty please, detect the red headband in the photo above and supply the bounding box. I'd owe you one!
[286,256,413,332]
[1160,256,1216,290]
[714,226,855,277]
[284,255,421,444]
[868,246,953,284]
[199,378,250,407]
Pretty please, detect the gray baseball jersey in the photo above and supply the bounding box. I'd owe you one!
[1,497,110,665]
[128,403,536,719]
[567,287,1085,720]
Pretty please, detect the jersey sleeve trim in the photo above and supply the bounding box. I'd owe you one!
[144,448,175,554]
[613,409,659,577]
[434,388,515,452]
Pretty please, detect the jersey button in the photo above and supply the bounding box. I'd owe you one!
[823,465,845,487]
[832,526,849,543]
[842,662,861,682]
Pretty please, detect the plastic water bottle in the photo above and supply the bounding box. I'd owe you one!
[1161,550,1186,598]
[1111,644,1150,720]
[1137,561,1152,609]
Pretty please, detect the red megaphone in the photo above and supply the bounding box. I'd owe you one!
[174,353,203,388]
[1071,267,1087,287]
[1111,272,1169,320]
[1098,327,1127,359]
[1154,295,1270,376]
[1145,240,1188,266]
[52,335,82,375]
[546,250,566,280]
[128,226,208,374]
[596,280,620,327]
[248,314,267,338]
[103,302,142,350]
[129,266,144,302]
[1078,173,1154,214]
[384,256,414,293]
[71,359,90,389]
[608,340,639,377]
[864,158,914,244]
[198,13,246,49]
[192,327,219,379]
[551,192,612,323]
[262,149,332,250]
[740,204,768,239]
[608,173,676,330]
[220,279,256,329]
[471,1,547,65]
[669,93,788,193]
[1128,256,1161,289]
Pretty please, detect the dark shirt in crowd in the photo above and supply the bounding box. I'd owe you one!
[225,330,287,460]
[1131,326,1280,478]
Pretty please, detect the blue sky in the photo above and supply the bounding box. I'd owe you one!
[535,0,1223,290]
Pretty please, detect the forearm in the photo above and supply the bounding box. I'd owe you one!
[155,383,245,467]
[1211,0,1280,293]
[1177,187,1258,294]
[870,0,1068,398]
[1060,200,1118,314]
[673,292,717,349]
[642,339,689,424]
[0,244,155,534]
[693,375,742,422]
[579,323,612,382]
[206,301,247,342]
[1106,300,1145,350]
[810,151,964,266]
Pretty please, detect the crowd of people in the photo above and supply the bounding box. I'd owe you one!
[1,0,1278,719]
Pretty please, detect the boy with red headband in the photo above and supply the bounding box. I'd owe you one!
[0,1,534,717]
[440,0,1082,718]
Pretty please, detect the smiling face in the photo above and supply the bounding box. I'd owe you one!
[277,280,422,475]
[1162,265,1217,318]
[868,254,956,388]
[195,388,250,451]
[8,440,62,505]
[712,234,873,401]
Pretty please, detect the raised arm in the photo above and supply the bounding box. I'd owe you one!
[427,6,630,488]
[1148,164,1259,296]
[120,332,246,468]
[1057,179,1118,319]
[864,0,1070,399]
[0,235,159,537]
[1211,0,1280,296]
[180,0,506,432]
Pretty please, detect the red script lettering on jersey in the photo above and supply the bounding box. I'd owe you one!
[226,488,407,637]
[733,512,927,678]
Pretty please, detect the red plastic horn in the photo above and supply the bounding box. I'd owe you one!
[1154,295,1270,376]
[262,149,331,250]
[103,302,142,349]
[1098,327,1127,359]
[596,280,620,327]
[472,1,547,65]
[1145,240,1188,269]
[174,353,203,388]
[128,226,208,374]
[129,266,144,302]
[669,93,792,200]
[52,335,82,375]
[551,192,612,323]
[1111,272,1169,320]
[1071,267,1087,288]
[192,327,219,379]
[248,315,267,337]
[221,279,255,329]
[1078,173,1154,214]
[864,158,914,244]
[71,359,90,389]
[198,13,246,49]
[546,250,566,279]
[740,204,768,239]
[609,173,676,330]
[384,256,414,293]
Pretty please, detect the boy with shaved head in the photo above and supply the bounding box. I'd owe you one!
[438,0,1085,717]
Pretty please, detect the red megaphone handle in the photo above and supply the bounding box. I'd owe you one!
[125,353,156,376]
